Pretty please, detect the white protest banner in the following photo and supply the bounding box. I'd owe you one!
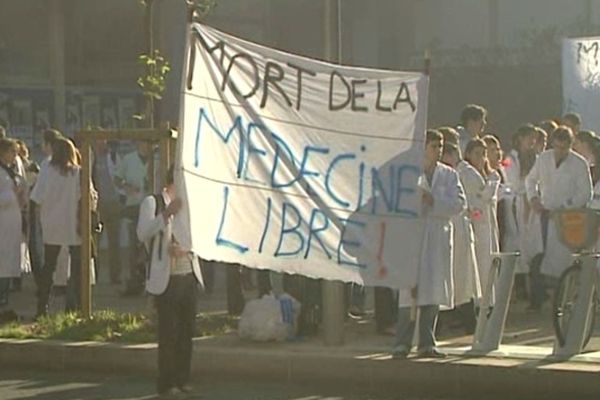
[563,37,600,132]
[173,23,428,289]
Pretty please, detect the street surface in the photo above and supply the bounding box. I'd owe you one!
[0,369,468,400]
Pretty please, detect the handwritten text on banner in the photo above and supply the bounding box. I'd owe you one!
[173,23,429,289]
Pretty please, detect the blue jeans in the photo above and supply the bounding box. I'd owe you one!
[394,304,440,352]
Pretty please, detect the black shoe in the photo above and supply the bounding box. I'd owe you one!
[416,348,446,359]
[391,349,409,359]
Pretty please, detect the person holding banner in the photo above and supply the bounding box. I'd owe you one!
[504,125,537,301]
[137,165,203,398]
[392,130,467,359]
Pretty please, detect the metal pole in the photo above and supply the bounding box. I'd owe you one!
[321,0,345,346]
[80,139,92,318]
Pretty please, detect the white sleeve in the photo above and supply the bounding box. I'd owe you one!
[137,195,166,243]
[29,166,48,205]
[432,170,467,218]
[525,157,541,202]
[566,162,593,208]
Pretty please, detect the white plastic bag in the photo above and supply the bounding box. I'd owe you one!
[238,293,301,341]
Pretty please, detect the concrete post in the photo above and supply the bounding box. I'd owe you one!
[321,0,345,346]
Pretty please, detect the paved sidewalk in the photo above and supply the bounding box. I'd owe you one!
[4,264,600,399]
[8,264,600,353]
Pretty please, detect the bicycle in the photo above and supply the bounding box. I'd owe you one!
[552,208,600,348]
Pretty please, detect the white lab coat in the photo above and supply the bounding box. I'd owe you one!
[398,162,466,309]
[35,157,69,282]
[503,150,530,270]
[525,150,593,277]
[30,165,81,246]
[453,162,482,306]
[0,167,22,278]
[137,191,203,295]
[458,162,499,297]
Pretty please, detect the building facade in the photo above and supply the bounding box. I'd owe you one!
[3,0,600,151]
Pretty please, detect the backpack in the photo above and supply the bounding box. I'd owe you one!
[145,193,166,281]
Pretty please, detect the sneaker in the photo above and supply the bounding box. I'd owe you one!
[416,348,446,359]
[391,346,410,360]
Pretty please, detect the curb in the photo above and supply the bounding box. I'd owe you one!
[2,338,600,399]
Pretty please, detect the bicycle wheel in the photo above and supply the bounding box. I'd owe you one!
[552,262,597,348]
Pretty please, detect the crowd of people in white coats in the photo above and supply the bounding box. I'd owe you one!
[392,105,597,359]
[0,105,599,362]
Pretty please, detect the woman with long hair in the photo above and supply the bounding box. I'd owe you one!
[31,137,85,317]
[441,141,481,334]
[459,138,500,301]
[504,124,537,299]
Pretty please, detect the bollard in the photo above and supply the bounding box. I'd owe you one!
[471,252,519,354]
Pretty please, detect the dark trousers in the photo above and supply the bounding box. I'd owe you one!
[29,202,42,289]
[282,274,321,336]
[375,287,398,332]
[38,244,82,314]
[99,200,122,283]
[530,210,550,308]
[395,305,440,351]
[156,273,197,393]
[226,264,272,316]
[455,300,476,334]
[200,260,215,295]
[124,207,145,293]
